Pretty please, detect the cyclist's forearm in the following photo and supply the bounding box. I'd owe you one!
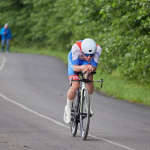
[73,65,97,72]
[73,65,82,72]
[87,65,96,72]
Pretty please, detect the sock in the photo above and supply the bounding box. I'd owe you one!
[89,94,92,100]
[89,94,93,114]
[67,98,74,108]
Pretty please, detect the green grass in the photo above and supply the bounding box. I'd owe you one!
[94,71,150,106]
[11,47,150,107]
[11,46,68,64]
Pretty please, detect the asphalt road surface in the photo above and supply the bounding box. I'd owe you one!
[0,53,150,150]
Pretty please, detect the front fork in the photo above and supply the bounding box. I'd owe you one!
[80,82,86,113]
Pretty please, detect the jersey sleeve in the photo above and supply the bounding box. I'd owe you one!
[71,43,81,65]
[91,45,102,67]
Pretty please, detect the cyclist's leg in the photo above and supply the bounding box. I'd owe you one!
[86,75,94,115]
[64,81,79,123]
[64,53,79,123]
[86,74,94,94]
[67,79,79,100]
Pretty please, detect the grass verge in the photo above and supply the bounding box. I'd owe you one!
[94,71,150,106]
[11,47,150,107]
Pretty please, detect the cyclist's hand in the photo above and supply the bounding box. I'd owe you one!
[81,65,88,72]
[81,65,94,73]
[87,65,95,72]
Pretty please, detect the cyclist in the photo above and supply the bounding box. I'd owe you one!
[64,38,102,124]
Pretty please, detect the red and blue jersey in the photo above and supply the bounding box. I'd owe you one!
[68,40,102,79]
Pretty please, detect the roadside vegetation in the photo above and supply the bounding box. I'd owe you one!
[1,0,150,106]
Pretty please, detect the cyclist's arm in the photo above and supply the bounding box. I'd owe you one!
[73,65,96,72]
[87,65,96,72]
[73,65,82,72]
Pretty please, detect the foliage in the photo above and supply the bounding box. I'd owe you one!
[97,0,150,83]
[0,0,150,83]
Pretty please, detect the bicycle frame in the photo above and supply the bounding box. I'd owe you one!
[70,71,103,140]
[80,80,86,113]
[71,71,103,116]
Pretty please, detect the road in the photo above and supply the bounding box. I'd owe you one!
[0,53,150,150]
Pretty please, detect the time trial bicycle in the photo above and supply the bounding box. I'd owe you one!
[70,71,103,140]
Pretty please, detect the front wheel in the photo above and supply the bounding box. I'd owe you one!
[80,88,90,140]
[70,91,79,136]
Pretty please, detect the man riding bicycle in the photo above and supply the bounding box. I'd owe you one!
[64,38,102,124]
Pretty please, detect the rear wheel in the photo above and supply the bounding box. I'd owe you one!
[70,91,79,136]
[80,88,90,140]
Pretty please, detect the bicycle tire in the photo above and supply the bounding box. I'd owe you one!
[70,91,79,136]
[80,88,90,140]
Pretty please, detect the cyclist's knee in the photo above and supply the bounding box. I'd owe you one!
[70,81,79,92]
[86,82,94,94]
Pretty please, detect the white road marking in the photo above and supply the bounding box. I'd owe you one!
[0,56,135,150]
[0,56,6,71]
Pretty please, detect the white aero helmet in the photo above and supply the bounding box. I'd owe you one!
[81,38,97,54]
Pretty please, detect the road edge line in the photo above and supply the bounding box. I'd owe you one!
[0,92,135,150]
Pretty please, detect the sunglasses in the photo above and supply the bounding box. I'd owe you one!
[83,53,95,57]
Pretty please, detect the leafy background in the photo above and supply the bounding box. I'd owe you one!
[0,0,150,84]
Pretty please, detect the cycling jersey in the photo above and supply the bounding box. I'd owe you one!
[68,40,101,80]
